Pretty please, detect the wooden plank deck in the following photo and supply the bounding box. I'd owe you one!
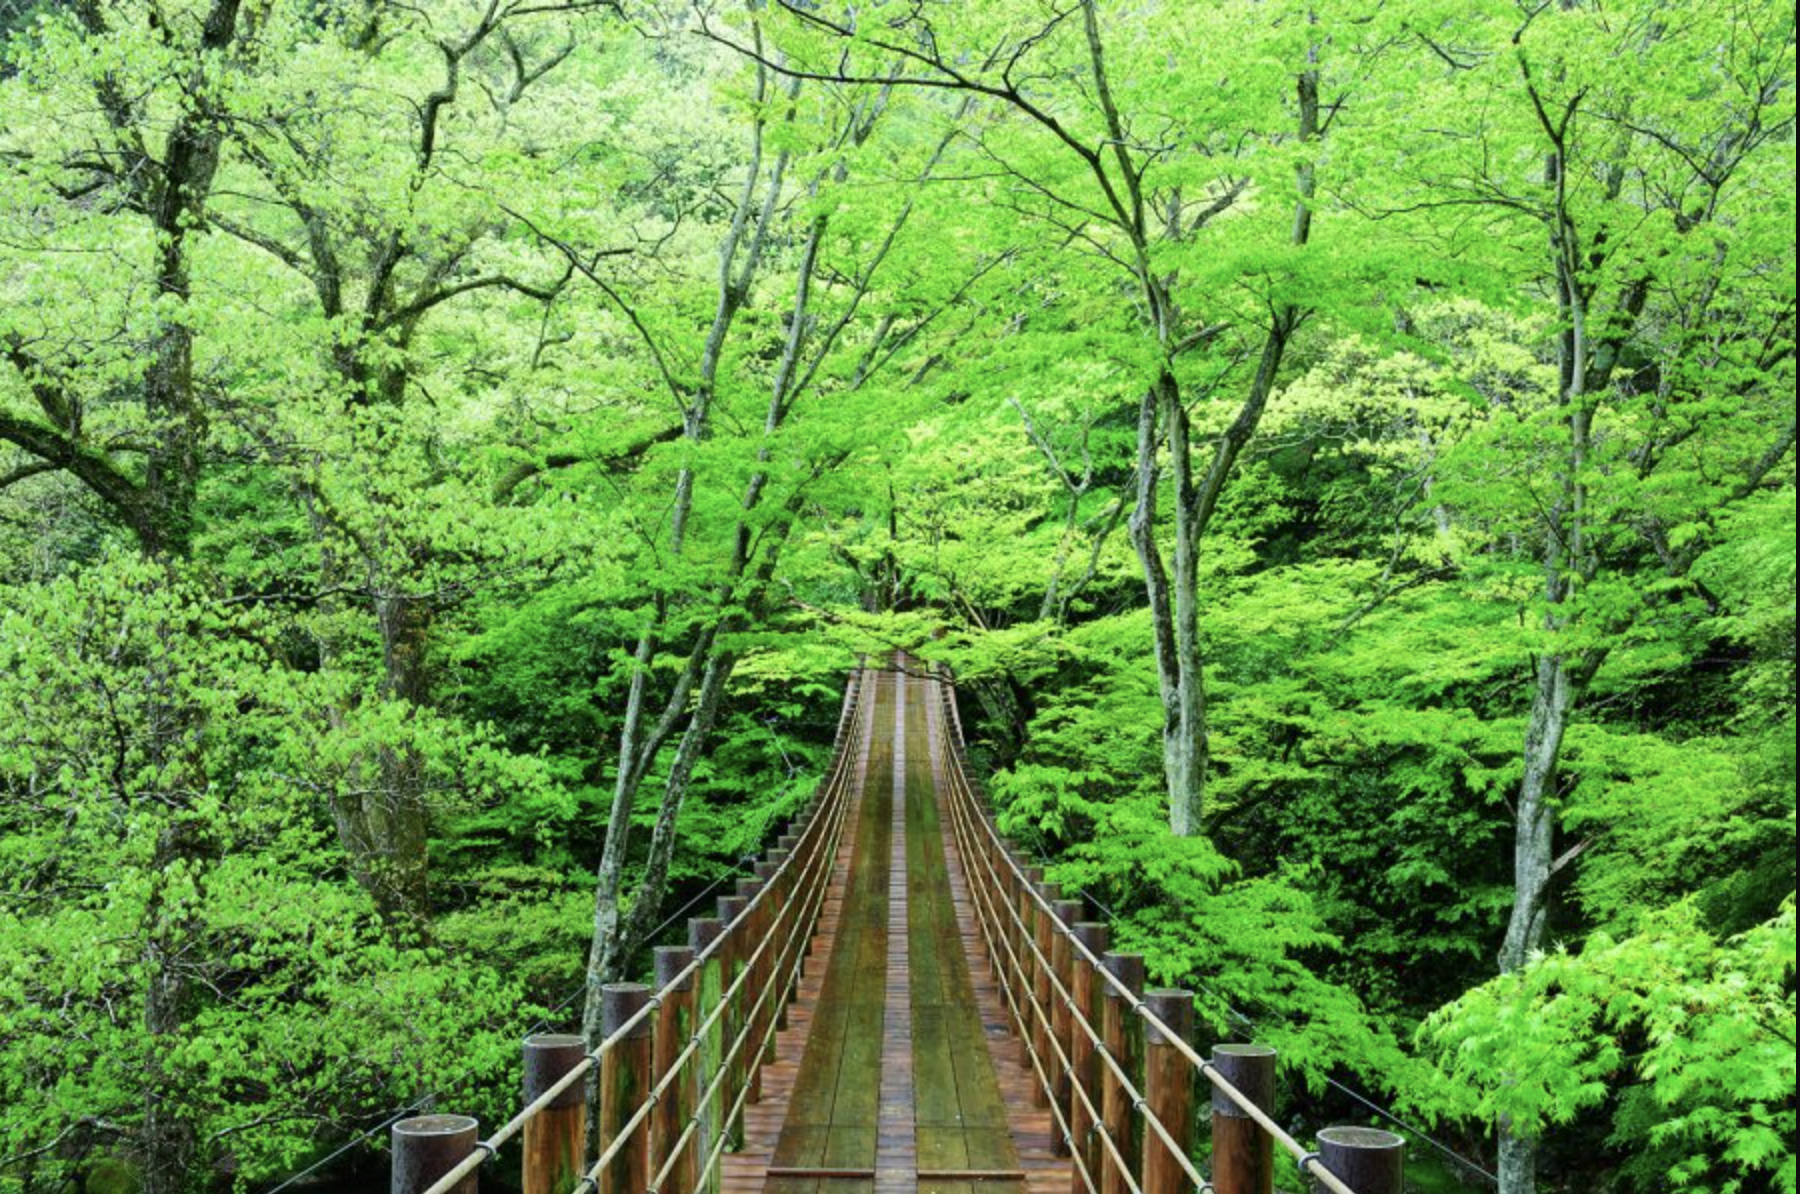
[723,665,1073,1194]
[910,671,1026,1194]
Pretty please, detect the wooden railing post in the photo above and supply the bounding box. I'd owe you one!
[1141,989,1196,1194]
[393,1114,478,1194]
[598,983,652,1194]
[1029,874,1056,1107]
[1048,897,1082,1156]
[985,838,1009,974]
[1211,1044,1276,1194]
[1099,953,1146,1194]
[1069,922,1109,1193]
[1012,863,1043,1052]
[689,917,726,1194]
[714,893,748,1149]
[521,1035,586,1194]
[1314,1127,1405,1194]
[652,946,698,1194]
[734,876,768,1100]
[757,855,787,1038]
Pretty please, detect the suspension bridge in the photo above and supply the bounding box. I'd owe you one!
[387,660,1407,1194]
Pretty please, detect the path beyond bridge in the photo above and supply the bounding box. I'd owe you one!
[386,661,1406,1194]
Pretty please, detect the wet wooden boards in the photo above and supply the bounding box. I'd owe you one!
[729,667,1072,1194]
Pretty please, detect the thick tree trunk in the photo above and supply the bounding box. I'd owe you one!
[305,497,437,933]
[140,827,198,1194]
[370,588,434,927]
[1497,1133,1536,1194]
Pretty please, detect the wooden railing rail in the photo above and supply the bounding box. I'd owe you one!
[392,668,870,1194]
[932,671,1405,1194]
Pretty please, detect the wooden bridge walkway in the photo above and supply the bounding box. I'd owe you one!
[391,660,1403,1194]
[723,666,1065,1194]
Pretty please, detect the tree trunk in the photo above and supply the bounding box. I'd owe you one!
[140,827,198,1194]
[1121,57,1315,837]
[1498,653,1578,973]
[370,587,434,928]
[1129,372,1208,837]
[1495,692,1552,1194]
[1492,142,1597,1192]
[303,490,437,933]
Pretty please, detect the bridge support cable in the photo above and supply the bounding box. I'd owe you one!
[932,672,1405,1194]
[933,679,1196,1194]
[393,670,869,1194]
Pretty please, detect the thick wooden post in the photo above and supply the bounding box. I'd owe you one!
[715,893,748,1149]
[1002,848,1022,955]
[978,838,1001,970]
[1141,989,1196,1194]
[756,856,786,1044]
[1015,864,1044,1054]
[598,983,652,1194]
[690,917,726,1194]
[735,876,768,1100]
[1314,1127,1404,1194]
[982,837,1007,976]
[1099,954,1145,1194]
[1048,897,1081,1156]
[393,1115,478,1194]
[1210,1044,1276,1194]
[1069,922,1109,1194]
[653,946,698,1194]
[521,1035,586,1194]
[1030,879,1059,1108]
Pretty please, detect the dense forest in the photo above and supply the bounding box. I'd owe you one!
[0,0,1793,1191]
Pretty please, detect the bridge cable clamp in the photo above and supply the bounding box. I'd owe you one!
[1297,1150,1322,1179]
[470,1140,497,1161]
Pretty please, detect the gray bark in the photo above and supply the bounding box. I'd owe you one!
[579,81,947,1029]
[580,68,805,1033]
[1121,57,1314,836]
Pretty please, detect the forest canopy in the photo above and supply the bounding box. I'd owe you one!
[0,0,1793,1192]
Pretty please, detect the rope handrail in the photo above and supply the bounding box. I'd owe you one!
[943,755,1188,1194]
[932,673,1364,1194]
[410,669,869,1194]
[582,740,854,1190]
[941,728,1209,1193]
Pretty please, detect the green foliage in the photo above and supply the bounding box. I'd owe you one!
[1418,900,1797,1194]
[0,0,1791,1190]
[0,557,538,1187]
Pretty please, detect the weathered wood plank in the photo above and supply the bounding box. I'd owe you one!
[725,665,1072,1194]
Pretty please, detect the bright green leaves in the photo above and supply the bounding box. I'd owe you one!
[1420,900,1798,1193]
[0,556,554,1189]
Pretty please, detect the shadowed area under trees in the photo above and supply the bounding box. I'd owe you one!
[0,0,1792,1192]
